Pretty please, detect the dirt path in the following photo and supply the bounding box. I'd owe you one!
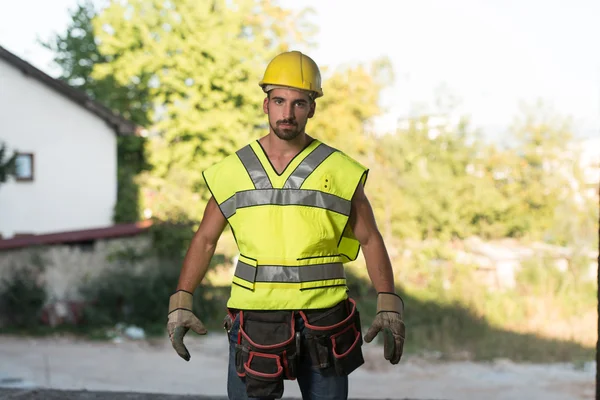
[0,334,594,400]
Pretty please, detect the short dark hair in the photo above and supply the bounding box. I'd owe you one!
[267,91,315,103]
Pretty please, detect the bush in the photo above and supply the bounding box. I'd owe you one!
[78,261,228,333]
[0,255,47,328]
[78,220,229,334]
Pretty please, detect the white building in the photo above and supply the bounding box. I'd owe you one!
[0,45,138,239]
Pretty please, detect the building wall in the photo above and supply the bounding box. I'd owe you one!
[0,235,152,303]
[0,58,118,238]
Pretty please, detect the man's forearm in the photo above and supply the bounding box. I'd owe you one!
[175,233,218,293]
[361,231,396,293]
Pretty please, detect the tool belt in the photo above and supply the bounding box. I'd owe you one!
[299,297,364,376]
[231,298,364,399]
[232,309,298,399]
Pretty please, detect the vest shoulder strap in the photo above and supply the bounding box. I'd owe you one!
[202,150,254,206]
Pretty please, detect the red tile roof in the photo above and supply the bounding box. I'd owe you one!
[0,220,153,251]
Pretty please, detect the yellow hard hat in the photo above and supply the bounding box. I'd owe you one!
[259,51,323,98]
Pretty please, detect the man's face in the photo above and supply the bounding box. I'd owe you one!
[263,88,316,141]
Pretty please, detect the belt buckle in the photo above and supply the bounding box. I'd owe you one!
[296,331,301,354]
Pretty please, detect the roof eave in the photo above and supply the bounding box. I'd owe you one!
[0,45,141,136]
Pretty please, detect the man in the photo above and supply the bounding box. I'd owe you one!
[167,51,405,400]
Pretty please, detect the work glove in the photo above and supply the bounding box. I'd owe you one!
[364,292,405,365]
[167,290,207,361]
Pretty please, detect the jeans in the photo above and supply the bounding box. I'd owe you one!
[226,313,349,400]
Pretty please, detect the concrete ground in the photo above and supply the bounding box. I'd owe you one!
[0,388,220,399]
[0,388,441,400]
[0,333,595,400]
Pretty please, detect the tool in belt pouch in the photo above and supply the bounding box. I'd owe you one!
[299,298,364,376]
[234,310,298,399]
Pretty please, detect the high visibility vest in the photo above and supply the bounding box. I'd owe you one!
[202,138,368,310]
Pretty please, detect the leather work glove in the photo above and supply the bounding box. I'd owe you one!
[167,290,207,361]
[364,292,405,365]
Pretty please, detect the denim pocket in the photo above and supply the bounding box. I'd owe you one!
[228,314,240,343]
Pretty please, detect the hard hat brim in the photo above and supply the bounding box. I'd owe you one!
[260,83,322,99]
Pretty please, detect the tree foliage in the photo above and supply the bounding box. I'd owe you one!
[44,0,597,250]
[64,0,314,221]
[41,0,150,126]
[33,2,599,360]
[310,57,393,155]
[364,99,596,248]
[41,0,150,222]
[0,143,17,185]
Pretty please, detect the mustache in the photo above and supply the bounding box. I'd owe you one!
[277,119,297,126]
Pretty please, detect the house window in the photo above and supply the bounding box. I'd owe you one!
[15,153,34,181]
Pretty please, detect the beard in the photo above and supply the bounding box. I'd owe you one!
[270,119,302,141]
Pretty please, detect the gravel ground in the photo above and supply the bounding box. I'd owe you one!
[0,388,216,399]
[0,334,594,400]
[0,388,438,400]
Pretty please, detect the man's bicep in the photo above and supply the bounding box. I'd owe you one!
[196,196,228,245]
[349,183,379,245]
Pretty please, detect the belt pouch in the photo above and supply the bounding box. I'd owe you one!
[300,298,365,376]
[237,310,297,399]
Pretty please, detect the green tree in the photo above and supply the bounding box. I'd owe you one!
[40,0,150,126]
[367,109,503,242]
[502,100,578,240]
[310,57,394,155]
[44,0,394,224]
[41,0,151,223]
[85,0,317,221]
[0,143,17,185]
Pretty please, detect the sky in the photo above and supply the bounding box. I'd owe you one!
[1,0,599,140]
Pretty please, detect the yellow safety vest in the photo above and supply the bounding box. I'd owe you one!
[202,138,368,310]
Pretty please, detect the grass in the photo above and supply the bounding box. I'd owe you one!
[0,252,596,365]
[1,289,594,364]
[343,261,596,363]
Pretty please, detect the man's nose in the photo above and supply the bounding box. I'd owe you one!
[283,104,294,120]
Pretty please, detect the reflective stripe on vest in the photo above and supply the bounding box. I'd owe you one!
[235,259,346,283]
[283,143,335,189]
[219,189,351,219]
[236,145,272,189]
[220,143,346,218]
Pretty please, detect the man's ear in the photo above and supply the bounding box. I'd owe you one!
[263,96,269,114]
[308,101,316,118]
